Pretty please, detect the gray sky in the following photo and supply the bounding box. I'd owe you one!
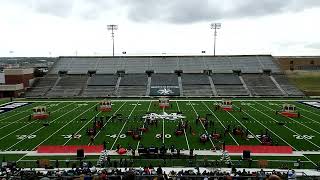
[1,0,320,57]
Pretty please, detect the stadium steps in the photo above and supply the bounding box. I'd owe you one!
[78,76,91,96]
[238,75,252,97]
[44,76,61,96]
[178,76,183,96]
[115,76,121,96]
[97,150,108,167]
[208,76,218,96]
[269,75,288,96]
[146,76,151,96]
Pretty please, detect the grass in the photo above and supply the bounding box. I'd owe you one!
[0,99,320,169]
[286,71,320,95]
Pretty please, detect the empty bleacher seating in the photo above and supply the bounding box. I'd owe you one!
[212,74,248,96]
[82,74,118,97]
[46,75,88,97]
[118,74,148,96]
[26,75,59,97]
[242,74,283,96]
[151,73,178,86]
[272,74,304,96]
[181,74,213,96]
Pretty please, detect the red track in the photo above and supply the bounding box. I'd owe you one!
[225,145,292,154]
[37,145,103,153]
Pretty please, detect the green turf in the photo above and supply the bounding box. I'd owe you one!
[0,99,320,169]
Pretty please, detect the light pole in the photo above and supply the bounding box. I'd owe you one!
[107,25,118,57]
[210,23,221,56]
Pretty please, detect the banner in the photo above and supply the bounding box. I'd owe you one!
[150,86,180,96]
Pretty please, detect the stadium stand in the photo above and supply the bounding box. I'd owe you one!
[82,74,118,97]
[181,74,213,96]
[272,73,305,96]
[242,74,283,96]
[151,73,178,86]
[46,75,88,97]
[118,74,148,96]
[25,55,304,97]
[212,74,249,96]
[26,74,59,97]
[49,55,280,75]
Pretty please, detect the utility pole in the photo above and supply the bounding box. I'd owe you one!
[210,23,221,56]
[107,25,118,57]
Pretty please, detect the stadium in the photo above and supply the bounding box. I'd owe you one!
[0,54,320,179]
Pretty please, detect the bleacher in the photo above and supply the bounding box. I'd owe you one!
[242,74,283,96]
[181,74,213,96]
[151,73,178,86]
[46,75,88,97]
[272,74,304,96]
[212,74,248,96]
[26,75,59,97]
[118,74,148,96]
[25,55,304,98]
[82,75,118,97]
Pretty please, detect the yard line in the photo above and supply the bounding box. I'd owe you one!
[225,110,262,144]
[162,107,165,144]
[136,101,152,150]
[5,103,79,150]
[251,102,320,150]
[64,103,117,145]
[201,101,239,146]
[31,103,98,150]
[93,102,127,139]
[176,101,190,150]
[189,101,216,151]
[0,102,51,129]
[257,102,320,136]
[110,101,139,150]
[0,102,72,142]
[233,103,298,151]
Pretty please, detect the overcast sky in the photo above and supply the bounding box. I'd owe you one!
[1,0,320,57]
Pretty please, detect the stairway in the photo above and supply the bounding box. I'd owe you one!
[97,150,108,167]
[178,76,183,96]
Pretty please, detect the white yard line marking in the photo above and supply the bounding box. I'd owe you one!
[110,101,139,150]
[176,101,190,150]
[189,101,216,151]
[162,107,165,144]
[252,102,320,150]
[87,101,127,144]
[225,110,262,144]
[5,103,79,151]
[136,101,152,150]
[201,101,239,146]
[0,102,70,142]
[0,102,51,130]
[31,103,98,151]
[234,103,298,151]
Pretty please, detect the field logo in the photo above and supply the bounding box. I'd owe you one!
[299,101,320,109]
[143,112,185,121]
[0,102,31,114]
[157,88,173,95]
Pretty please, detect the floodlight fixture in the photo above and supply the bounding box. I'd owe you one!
[210,23,222,56]
[107,25,118,56]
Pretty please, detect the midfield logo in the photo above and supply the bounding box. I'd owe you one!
[157,88,173,95]
[143,112,185,121]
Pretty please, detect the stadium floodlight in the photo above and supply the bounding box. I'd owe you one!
[107,24,118,57]
[210,23,222,56]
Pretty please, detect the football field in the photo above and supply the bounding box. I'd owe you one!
[1,98,320,168]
